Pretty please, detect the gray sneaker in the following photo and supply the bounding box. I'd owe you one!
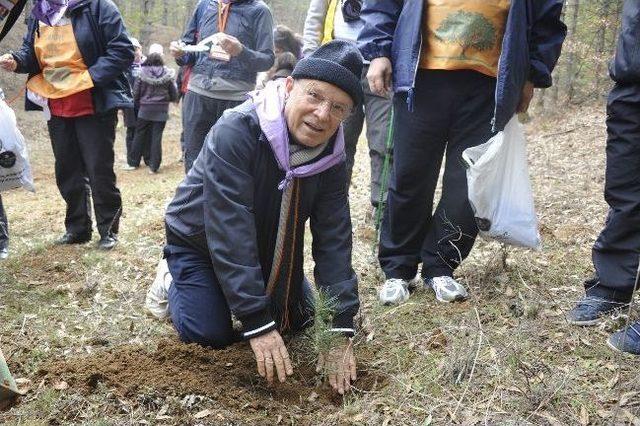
[379,278,410,305]
[425,276,468,302]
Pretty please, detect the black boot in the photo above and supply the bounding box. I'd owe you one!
[55,232,92,245]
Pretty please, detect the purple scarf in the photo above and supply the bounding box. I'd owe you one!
[249,80,346,190]
[32,0,80,26]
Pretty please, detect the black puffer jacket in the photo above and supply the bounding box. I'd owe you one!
[610,0,640,84]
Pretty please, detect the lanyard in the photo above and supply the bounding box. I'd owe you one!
[218,0,231,33]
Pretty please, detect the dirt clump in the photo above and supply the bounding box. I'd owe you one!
[39,338,385,414]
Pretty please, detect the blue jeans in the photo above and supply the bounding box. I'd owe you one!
[165,244,314,348]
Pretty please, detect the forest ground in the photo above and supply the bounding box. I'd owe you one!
[1,98,640,425]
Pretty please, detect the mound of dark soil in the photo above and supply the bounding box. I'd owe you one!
[39,338,386,413]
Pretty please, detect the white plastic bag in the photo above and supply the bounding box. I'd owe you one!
[462,116,540,249]
[0,98,34,192]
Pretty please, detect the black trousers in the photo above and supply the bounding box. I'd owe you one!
[589,83,640,302]
[130,119,166,172]
[47,111,122,238]
[182,91,242,173]
[379,70,497,280]
[0,194,7,248]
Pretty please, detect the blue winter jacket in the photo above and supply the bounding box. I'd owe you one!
[358,0,567,131]
[12,0,134,114]
[177,0,275,84]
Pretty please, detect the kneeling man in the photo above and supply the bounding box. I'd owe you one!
[163,40,362,394]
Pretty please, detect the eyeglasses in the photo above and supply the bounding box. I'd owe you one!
[301,84,353,121]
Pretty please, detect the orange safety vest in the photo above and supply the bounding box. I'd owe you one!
[27,21,94,99]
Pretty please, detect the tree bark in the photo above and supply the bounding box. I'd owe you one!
[564,0,580,103]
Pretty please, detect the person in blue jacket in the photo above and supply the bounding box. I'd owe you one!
[358,0,566,305]
[170,0,275,173]
[0,0,134,250]
[566,0,640,355]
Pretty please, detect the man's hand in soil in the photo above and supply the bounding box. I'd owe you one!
[216,33,243,57]
[249,330,294,384]
[316,338,356,395]
[0,54,17,72]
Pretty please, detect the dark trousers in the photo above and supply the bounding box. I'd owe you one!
[379,70,497,280]
[589,83,640,302]
[48,111,122,238]
[343,65,393,207]
[165,244,314,349]
[126,126,136,165]
[182,91,242,173]
[0,194,7,248]
[130,119,166,172]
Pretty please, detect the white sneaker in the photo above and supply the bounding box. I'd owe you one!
[145,259,173,319]
[426,276,468,302]
[121,164,137,171]
[379,278,411,305]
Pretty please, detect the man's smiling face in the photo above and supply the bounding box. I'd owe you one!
[284,77,353,148]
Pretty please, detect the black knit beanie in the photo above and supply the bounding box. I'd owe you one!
[292,40,364,106]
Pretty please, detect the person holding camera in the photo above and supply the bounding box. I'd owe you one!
[171,0,275,173]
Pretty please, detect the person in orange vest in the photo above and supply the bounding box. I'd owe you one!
[0,0,134,250]
[302,0,392,217]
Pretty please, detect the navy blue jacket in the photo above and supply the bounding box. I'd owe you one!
[610,0,640,85]
[165,102,359,336]
[12,0,134,114]
[358,0,567,131]
[177,0,275,84]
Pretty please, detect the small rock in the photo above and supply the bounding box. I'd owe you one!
[194,409,213,419]
[53,381,68,390]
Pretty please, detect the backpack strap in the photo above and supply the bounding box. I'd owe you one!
[0,0,29,44]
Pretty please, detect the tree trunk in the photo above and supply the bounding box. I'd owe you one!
[563,0,580,103]
[551,2,567,107]
[139,0,156,48]
[162,0,169,26]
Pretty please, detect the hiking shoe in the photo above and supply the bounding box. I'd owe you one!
[379,278,410,305]
[607,322,640,355]
[565,296,627,326]
[55,232,92,245]
[97,234,118,250]
[425,276,468,302]
[145,258,173,319]
[0,246,7,260]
